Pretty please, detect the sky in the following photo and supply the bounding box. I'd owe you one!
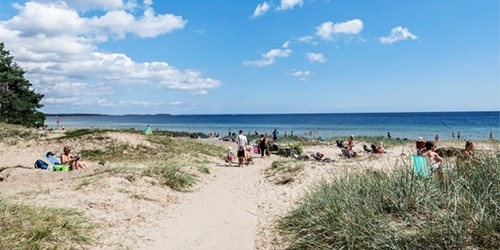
[0,0,499,115]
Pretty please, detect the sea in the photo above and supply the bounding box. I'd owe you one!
[45,111,500,141]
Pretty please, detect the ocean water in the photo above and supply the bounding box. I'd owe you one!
[45,112,500,141]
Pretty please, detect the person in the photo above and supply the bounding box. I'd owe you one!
[371,143,385,154]
[452,131,455,139]
[310,152,325,161]
[490,131,494,140]
[347,135,354,151]
[416,137,426,155]
[457,132,461,140]
[387,132,392,139]
[46,151,61,165]
[236,130,248,167]
[272,129,279,142]
[421,141,443,174]
[60,146,88,170]
[259,134,268,157]
[434,134,440,141]
[226,146,235,165]
[458,141,477,160]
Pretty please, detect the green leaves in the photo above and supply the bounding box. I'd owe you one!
[0,42,45,127]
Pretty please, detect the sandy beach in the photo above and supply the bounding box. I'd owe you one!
[0,130,494,249]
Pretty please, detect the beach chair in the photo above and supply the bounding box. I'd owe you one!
[410,155,430,177]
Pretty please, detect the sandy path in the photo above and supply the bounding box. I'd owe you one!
[146,161,263,250]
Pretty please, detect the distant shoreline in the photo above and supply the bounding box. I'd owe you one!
[44,110,500,117]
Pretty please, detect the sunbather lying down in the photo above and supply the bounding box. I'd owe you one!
[310,152,324,161]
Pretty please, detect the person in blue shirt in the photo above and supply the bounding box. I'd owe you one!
[46,151,61,165]
[272,129,279,142]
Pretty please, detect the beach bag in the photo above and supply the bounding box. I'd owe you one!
[53,165,70,172]
[34,159,49,170]
[253,146,260,154]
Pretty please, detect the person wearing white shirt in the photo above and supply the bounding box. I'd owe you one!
[236,130,248,167]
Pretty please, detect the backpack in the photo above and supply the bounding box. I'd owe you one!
[34,159,49,170]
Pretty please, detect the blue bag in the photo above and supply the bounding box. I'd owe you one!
[34,159,49,170]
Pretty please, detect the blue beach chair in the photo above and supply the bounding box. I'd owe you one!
[411,155,430,177]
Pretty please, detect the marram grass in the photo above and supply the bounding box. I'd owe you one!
[0,198,94,249]
[279,152,500,249]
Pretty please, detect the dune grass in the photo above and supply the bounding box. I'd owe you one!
[278,152,500,249]
[0,122,45,143]
[265,160,305,185]
[0,198,94,249]
[142,161,197,192]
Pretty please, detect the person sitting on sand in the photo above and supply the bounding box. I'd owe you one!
[60,146,88,170]
[416,137,426,155]
[458,141,480,161]
[371,143,385,154]
[421,141,443,173]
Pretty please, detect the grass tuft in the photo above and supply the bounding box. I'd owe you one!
[266,160,304,185]
[0,198,94,249]
[142,161,197,192]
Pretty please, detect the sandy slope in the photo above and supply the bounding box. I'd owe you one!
[0,132,484,249]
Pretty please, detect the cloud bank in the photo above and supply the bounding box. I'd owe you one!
[0,0,220,109]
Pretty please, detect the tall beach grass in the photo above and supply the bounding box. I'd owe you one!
[279,152,499,249]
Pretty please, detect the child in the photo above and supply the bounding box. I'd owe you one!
[226,146,235,165]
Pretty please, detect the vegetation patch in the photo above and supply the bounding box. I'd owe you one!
[197,165,210,174]
[0,198,94,249]
[278,152,500,249]
[265,160,304,185]
[0,123,44,143]
[143,162,197,192]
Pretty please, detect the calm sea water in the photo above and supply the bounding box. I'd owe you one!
[45,112,500,141]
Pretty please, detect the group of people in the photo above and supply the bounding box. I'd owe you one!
[42,146,88,170]
[226,130,272,167]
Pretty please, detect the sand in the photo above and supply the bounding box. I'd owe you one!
[0,132,482,249]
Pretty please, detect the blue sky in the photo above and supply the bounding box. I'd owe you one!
[0,0,499,115]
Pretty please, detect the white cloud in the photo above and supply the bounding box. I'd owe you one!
[282,41,290,48]
[169,101,183,106]
[276,0,303,11]
[0,1,219,109]
[243,47,293,67]
[291,69,311,82]
[316,19,363,40]
[380,26,418,44]
[252,2,270,18]
[298,35,318,45]
[306,52,326,63]
[5,1,186,40]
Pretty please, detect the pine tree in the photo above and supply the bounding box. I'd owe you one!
[0,42,45,127]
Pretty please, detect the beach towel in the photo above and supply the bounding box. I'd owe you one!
[411,155,430,177]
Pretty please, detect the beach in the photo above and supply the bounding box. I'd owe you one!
[0,128,497,249]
